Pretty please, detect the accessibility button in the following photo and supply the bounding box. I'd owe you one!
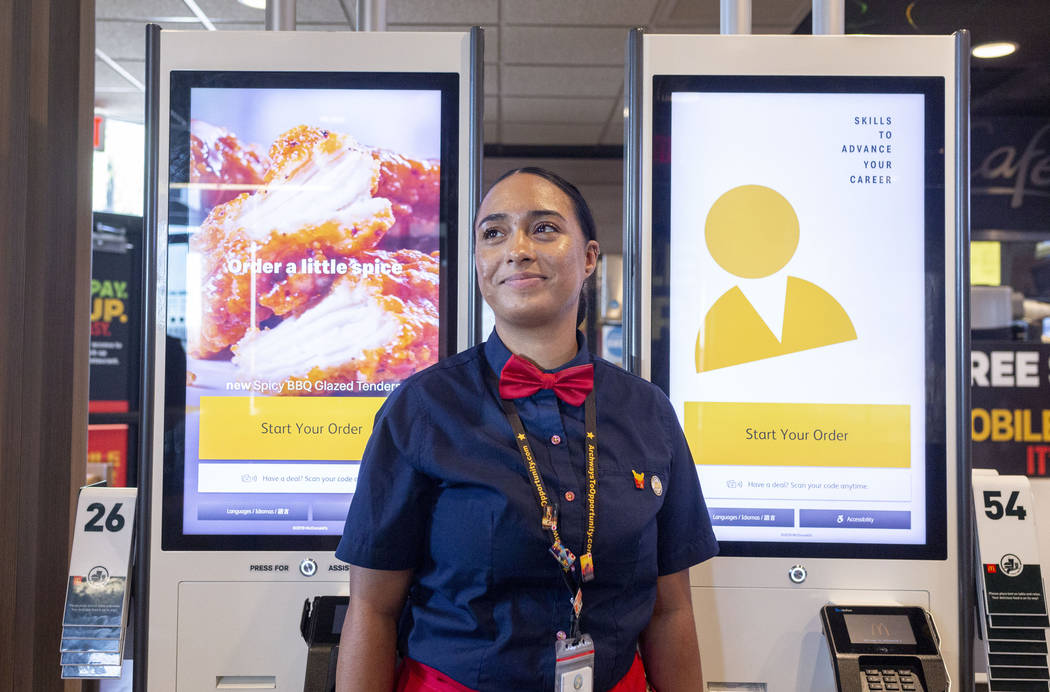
[799,509,910,529]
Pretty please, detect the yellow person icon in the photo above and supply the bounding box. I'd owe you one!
[696,185,857,373]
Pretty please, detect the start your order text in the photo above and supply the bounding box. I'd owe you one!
[745,427,849,442]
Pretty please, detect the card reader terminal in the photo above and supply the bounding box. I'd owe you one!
[300,596,349,692]
[821,605,950,692]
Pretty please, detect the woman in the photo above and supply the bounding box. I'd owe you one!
[335,168,718,692]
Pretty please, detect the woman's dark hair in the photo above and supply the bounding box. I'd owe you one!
[484,167,599,325]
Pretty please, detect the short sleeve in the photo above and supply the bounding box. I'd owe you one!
[655,399,719,575]
[335,385,434,570]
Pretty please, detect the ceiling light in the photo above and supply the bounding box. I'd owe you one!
[972,41,1018,59]
[237,0,267,9]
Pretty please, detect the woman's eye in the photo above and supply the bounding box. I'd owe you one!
[534,222,558,234]
[480,227,503,240]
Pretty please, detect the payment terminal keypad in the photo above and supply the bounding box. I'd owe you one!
[862,666,925,692]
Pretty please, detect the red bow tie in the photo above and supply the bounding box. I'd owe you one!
[499,354,594,406]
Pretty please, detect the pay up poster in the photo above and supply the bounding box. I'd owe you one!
[666,82,938,545]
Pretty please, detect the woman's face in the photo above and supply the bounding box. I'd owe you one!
[474,173,599,331]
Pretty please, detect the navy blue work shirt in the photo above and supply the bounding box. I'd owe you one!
[336,331,718,691]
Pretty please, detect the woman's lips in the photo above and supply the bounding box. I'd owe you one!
[501,273,546,288]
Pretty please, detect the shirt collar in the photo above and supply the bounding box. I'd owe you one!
[483,328,591,378]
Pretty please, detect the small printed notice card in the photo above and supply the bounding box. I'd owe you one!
[61,486,137,679]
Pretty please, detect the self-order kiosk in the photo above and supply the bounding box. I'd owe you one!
[625,32,971,690]
[141,27,482,691]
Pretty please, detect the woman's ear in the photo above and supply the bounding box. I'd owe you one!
[584,240,600,278]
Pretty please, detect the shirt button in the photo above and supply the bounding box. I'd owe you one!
[550,434,562,445]
[564,491,576,502]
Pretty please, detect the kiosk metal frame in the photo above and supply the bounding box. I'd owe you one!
[624,30,972,691]
[139,27,483,691]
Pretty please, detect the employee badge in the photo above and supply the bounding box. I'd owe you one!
[651,475,663,497]
[555,633,595,692]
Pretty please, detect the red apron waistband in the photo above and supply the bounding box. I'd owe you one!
[394,652,646,692]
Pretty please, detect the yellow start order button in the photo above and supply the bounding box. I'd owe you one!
[683,401,910,468]
[199,395,384,461]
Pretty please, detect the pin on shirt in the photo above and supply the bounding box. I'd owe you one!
[632,469,645,490]
[542,503,558,531]
[651,475,663,497]
[579,552,595,582]
[550,539,576,571]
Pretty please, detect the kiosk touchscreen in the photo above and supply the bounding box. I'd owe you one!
[144,28,481,691]
[627,33,969,691]
[652,74,947,560]
[164,70,457,550]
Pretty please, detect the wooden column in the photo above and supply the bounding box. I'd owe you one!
[0,0,95,690]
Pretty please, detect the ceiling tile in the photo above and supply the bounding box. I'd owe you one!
[96,59,135,90]
[502,26,625,65]
[208,22,357,31]
[649,25,718,35]
[485,64,499,93]
[501,0,658,27]
[96,0,191,20]
[654,0,720,26]
[502,65,622,97]
[502,96,614,123]
[128,60,148,85]
[193,1,350,25]
[97,20,201,60]
[752,0,810,28]
[751,23,803,34]
[387,0,498,25]
[297,0,351,23]
[386,24,497,62]
[212,22,266,30]
[192,0,264,22]
[483,120,499,142]
[295,22,354,30]
[500,122,603,146]
[484,96,499,121]
[111,58,145,85]
[600,120,624,145]
[654,0,807,32]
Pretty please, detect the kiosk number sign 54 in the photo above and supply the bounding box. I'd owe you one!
[982,490,1027,521]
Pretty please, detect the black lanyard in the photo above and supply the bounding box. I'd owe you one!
[487,363,599,637]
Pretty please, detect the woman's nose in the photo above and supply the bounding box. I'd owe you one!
[506,228,534,261]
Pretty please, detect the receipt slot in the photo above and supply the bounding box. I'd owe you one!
[299,596,349,692]
[821,605,950,692]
